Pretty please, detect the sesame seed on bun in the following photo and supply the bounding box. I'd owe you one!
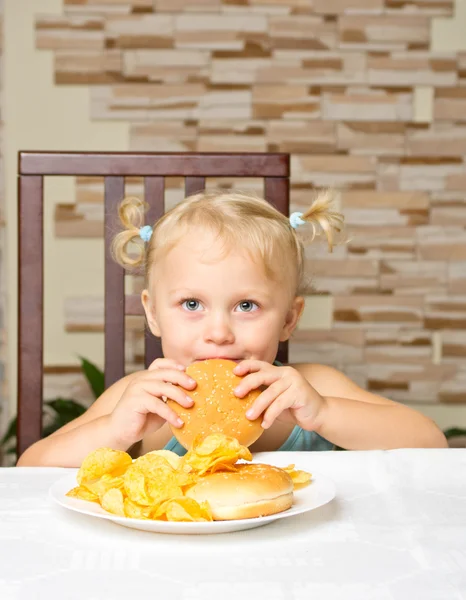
[167,359,264,450]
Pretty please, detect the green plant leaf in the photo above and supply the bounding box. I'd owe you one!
[1,356,100,458]
[1,416,17,445]
[42,398,86,438]
[79,356,105,399]
[444,427,466,439]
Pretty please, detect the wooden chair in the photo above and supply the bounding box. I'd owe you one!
[17,151,290,456]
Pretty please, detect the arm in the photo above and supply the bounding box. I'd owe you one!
[296,363,448,450]
[17,359,196,467]
[16,374,137,467]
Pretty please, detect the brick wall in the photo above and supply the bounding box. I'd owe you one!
[0,0,5,445]
[34,0,466,407]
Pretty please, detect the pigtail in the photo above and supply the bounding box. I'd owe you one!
[111,196,149,269]
[300,190,344,252]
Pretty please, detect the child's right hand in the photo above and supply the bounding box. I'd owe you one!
[108,359,196,448]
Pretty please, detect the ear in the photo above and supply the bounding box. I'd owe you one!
[141,289,161,337]
[279,296,305,342]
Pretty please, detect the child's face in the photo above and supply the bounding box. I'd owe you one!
[142,227,304,367]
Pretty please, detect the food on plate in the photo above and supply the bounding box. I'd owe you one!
[66,433,312,523]
[185,463,294,520]
[182,433,252,475]
[167,359,264,449]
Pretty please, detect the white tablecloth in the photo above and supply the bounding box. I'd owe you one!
[1,449,466,600]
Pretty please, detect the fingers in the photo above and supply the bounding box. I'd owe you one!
[234,370,281,398]
[144,368,197,392]
[148,358,186,372]
[233,360,289,397]
[233,359,269,377]
[261,391,295,429]
[138,390,185,429]
[245,380,289,427]
[121,367,197,434]
[141,380,194,410]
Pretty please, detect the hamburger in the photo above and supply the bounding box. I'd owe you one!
[167,359,264,450]
[185,463,294,520]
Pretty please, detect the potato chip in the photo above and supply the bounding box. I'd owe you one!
[144,449,181,470]
[131,452,175,477]
[193,433,249,458]
[123,453,173,504]
[66,485,99,503]
[101,488,125,517]
[182,434,252,475]
[154,497,213,522]
[124,497,153,520]
[123,458,183,506]
[67,433,307,523]
[209,462,238,474]
[174,470,198,489]
[123,466,152,505]
[77,448,132,486]
[199,501,212,520]
[193,434,229,456]
[84,474,125,501]
[283,464,312,488]
[146,476,183,506]
[190,454,239,476]
[137,451,194,487]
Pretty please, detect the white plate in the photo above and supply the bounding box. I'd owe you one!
[49,455,336,535]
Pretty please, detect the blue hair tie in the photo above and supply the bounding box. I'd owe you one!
[289,212,306,229]
[139,225,153,243]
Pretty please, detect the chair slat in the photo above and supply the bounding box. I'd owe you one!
[19,152,289,177]
[125,294,145,315]
[265,176,290,365]
[104,177,126,388]
[16,152,290,453]
[144,329,163,369]
[17,176,44,457]
[185,176,205,197]
[143,177,165,367]
[264,176,289,216]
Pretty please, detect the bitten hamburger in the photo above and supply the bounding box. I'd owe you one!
[185,463,294,520]
[167,359,264,450]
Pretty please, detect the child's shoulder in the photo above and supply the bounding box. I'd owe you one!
[290,361,343,380]
[290,362,357,398]
[290,361,395,406]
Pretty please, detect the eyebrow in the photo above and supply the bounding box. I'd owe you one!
[168,289,201,298]
[168,288,272,299]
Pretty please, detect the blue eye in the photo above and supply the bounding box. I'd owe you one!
[182,299,202,311]
[237,301,258,312]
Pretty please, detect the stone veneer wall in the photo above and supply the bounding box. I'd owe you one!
[34,0,466,407]
[0,0,5,443]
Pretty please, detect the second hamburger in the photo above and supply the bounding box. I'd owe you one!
[185,463,294,520]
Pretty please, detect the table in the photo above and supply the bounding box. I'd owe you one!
[1,449,466,600]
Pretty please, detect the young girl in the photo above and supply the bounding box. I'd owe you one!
[18,190,447,466]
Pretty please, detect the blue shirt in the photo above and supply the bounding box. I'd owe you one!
[164,360,334,456]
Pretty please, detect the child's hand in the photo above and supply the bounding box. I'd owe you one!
[233,360,325,431]
[108,358,196,448]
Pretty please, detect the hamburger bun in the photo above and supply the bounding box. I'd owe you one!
[185,463,294,520]
[167,359,263,450]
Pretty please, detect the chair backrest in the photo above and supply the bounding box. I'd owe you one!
[17,151,290,456]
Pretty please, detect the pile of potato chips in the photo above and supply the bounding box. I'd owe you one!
[67,433,311,522]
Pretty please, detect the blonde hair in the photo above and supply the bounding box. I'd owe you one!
[111,189,344,296]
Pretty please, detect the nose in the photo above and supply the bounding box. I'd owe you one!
[203,312,235,345]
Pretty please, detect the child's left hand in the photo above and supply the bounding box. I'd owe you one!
[233,360,326,431]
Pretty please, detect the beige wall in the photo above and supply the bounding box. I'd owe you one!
[3,0,466,432]
[421,0,466,428]
[4,0,128,416]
